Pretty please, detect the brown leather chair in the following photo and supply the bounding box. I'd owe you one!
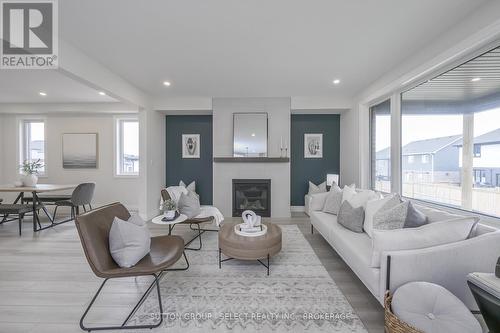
[161,189,217,250]
[75,202,189,331]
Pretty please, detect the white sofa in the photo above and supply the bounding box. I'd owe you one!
[309,194,500,310]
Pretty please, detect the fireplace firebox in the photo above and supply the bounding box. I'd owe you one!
[232,179,271,217]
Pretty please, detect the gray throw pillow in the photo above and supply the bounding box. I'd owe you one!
[109,216,151,268]
[178,190,201,218]
[373,201,428,231]
[404,201,429,228]
[337,201,365,233]
[323,185,343,215]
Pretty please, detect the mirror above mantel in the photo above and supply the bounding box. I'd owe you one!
[233,113,268,157]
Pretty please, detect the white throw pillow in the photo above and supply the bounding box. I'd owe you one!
[166,185,188,205]
[109,216,151,268]
[308,181,327,195]
[309,192,330,212]
[364,194,396,238]
[179,180,196,193]
[341,184,356,203]
[370,217,478,268]
[347,189,380,210]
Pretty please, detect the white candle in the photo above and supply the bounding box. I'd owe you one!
[280,136,283,149]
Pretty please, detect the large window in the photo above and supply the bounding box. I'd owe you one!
[370,99,391,192]
[116,118,139,176]
[400,45,500,217]
[20,120,46,175]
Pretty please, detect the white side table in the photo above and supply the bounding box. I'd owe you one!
[151,213,187,235]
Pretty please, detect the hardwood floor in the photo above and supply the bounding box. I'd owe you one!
[0,211,384,333]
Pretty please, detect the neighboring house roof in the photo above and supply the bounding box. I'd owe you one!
[454,128,500,146]
[376,135,462,160]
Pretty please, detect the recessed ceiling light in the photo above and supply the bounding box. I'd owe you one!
[39,92,47,96]
[333,79,340,85]
[98,91,106,96]
[163,81,171,86]
[471,77,481,82]
[251,133,256,137]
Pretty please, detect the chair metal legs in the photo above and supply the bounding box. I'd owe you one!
[80,273,164,332]
[185,223,204,251]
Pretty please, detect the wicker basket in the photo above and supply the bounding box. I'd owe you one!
[384,291,424,333]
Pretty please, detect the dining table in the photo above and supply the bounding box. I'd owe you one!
[0,184,77,232]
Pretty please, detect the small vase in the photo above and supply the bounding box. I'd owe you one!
[22,174,38,187]
[163,210,176,219]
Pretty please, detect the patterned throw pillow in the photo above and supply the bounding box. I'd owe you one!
[337,201,365,233]
[373,200,428,231]
[323,185,343,215]
[308,181,327,195]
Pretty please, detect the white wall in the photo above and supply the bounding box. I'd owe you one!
[0,113,140,210]
[138,109,166,220]
[212,97,291,217]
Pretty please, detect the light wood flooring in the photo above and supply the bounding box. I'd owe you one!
[0,211,384,333]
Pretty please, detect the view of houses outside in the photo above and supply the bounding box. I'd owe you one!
[375,107,500,217]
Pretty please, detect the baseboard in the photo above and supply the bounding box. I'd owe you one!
[291,206,305,212]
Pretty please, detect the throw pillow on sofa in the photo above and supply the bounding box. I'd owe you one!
[178,190,201,218]
[364,194,397,238]
[370,217,479,268]
[337,201,365,233]
[347,189,381,210]
[308,181,327,195]
[341,184,357,203]
[373,200,428,230]
[322,184,343,215]
[109,215,151,268]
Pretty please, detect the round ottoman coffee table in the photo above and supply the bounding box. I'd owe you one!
[218,222,282,275]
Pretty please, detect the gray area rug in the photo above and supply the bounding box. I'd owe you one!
[130,224,367,332]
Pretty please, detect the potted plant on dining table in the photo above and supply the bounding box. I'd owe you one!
[20,159,43,187]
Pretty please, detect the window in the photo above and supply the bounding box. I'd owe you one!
[370,99,391,192]
[400,45,500,218]
[20,120,46,175]
[116,118,139,176]
[408,155,414,163]
[473,144,481,157]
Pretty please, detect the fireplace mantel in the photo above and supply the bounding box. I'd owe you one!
[213,157,289,163]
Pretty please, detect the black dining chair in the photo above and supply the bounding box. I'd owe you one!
[53,183,96,221]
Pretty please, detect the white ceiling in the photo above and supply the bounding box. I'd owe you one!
[58,0,489,101]
[0,70,117,103]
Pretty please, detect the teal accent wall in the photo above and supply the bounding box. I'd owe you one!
[290,114,340,206]
[166,115,213,205]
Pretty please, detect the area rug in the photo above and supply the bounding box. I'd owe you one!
[130,224,367,332]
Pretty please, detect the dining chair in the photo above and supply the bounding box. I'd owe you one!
[53,182,95,221]
[75,202,189,331]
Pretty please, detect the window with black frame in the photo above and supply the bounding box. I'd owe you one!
[401,46,500,217]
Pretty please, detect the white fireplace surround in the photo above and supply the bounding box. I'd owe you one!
[212,98,291,217]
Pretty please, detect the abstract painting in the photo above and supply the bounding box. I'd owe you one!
[304,133,323,158]
[62,133,98,168]
[182,134,200,158]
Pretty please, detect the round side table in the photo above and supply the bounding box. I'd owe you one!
[151,213,187,235]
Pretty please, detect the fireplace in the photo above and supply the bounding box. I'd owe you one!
[232,179,271,217]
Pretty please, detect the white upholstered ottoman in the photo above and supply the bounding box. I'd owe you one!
[391,282,482,333]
